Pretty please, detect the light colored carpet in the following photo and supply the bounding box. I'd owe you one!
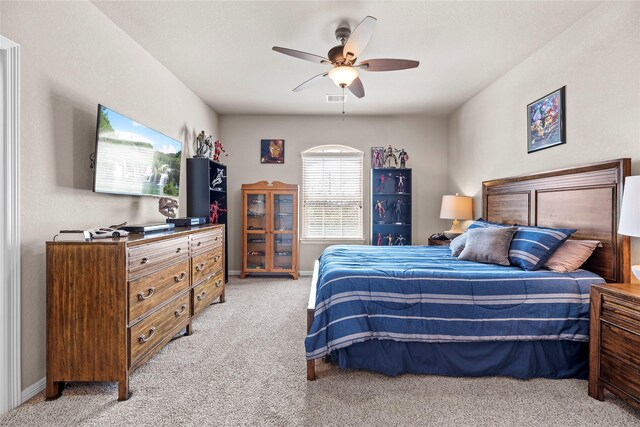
[2,277,639,427]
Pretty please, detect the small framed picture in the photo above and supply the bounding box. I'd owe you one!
[371,147,384,169]
[527,86,566,153]
[261,139,285,164]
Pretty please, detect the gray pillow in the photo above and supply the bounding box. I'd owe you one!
[457,227,517,266]
[450,233,467,257]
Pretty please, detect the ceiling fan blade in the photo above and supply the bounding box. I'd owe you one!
[293,72,328,92]
[272,46,330,64]
[343,16,377,62]
[358,59,420,72]
[347,77,365,98]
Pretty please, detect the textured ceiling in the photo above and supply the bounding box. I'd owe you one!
[93,1,600,115]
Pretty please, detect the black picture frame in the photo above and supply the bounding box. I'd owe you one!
[260,139,285,164]
[527,86,566,153]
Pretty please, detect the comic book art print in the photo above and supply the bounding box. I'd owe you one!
[260,139,285,164]
[527,87,566,153]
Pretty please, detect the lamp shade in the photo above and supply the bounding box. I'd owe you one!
[440,194,473,220]
[619,175,640,237]
[328,66,359,88]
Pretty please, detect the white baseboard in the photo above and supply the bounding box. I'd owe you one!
[21,377,45,404]
[229,270,313,277]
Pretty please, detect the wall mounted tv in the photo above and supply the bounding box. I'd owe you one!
[93,104,182,197]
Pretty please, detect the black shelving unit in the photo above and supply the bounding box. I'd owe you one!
[187,157,228,282]
[371,168,412,246]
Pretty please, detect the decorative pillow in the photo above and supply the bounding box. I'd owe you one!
[508,225,576,271]
[457,227,517,266]
[467,218,509,230]
[449,233,467,257]
[543,240,602,273]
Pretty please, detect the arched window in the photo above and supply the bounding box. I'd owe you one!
[301,145,363,240]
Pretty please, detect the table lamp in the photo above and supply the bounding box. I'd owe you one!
[440,193,473,239]
[619,175,640,281]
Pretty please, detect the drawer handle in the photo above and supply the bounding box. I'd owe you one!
[174,272,187,282]
[137,287,156,301]
[174,304,187,317]
[215,280,223,288]
[195,262,206,272]
[197,241,202,247]
[197,291,207,301]
[138,327,156,344]
[214,255,221,262]
[141,257,149,264]
[176,247,183,253]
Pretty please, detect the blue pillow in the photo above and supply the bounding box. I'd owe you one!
[467,219,576,270]
[508,225,576,270]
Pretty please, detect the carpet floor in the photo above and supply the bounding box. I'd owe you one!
[2,277,640,426]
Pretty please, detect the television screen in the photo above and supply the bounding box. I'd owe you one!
[93,105,182,197]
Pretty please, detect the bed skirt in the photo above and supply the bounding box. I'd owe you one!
[329,339,588,379]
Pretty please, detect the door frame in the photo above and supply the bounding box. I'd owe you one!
[0,35,21,413]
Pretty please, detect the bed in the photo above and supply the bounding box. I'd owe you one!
[306,159,631,380]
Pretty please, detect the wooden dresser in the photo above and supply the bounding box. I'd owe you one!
[589,283,640,408]
[46,225,224,401]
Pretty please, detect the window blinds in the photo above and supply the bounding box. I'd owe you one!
[301,150,363,239]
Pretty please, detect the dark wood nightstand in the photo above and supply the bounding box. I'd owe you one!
[428,238,452,247]
[589,283,640,408]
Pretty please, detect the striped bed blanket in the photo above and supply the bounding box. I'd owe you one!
[305,245,605,360]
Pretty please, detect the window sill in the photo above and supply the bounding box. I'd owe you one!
[301,238,366,245]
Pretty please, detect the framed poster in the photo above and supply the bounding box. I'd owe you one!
[527,86,566,153]
[261,139,285,164]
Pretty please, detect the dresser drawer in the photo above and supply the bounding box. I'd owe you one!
[601,354,640,403]
[192,247,223,285]
[192,271,224,316]
[130,292,190,366]
[128,237,190,279]
[191,228,223,254]
[128,260,190,324]
[602,295,640,331]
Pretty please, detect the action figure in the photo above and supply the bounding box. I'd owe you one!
[211,168,225,188]
[398,149,409,169]
[158,197,178,219]
[375,200,386,222]
[384,145,399,168]
[394,234,407,246]
[385,233,394,246]
[376,232,382,246]
[194,130,213,158]
[376,174,385,192]
[209,201,227,224]
[372,147,384,168]
[393,199,404,223]
[213,140,228,163]
[396,175,406,193]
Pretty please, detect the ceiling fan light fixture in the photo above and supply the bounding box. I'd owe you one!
[328,66,359,88]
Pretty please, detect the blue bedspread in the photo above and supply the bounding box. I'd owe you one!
[305,245,605,360]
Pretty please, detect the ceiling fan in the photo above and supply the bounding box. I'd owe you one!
[272,16,419,99]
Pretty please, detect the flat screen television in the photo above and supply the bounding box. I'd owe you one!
[93,104,182,198]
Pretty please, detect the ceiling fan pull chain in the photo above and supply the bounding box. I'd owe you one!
[342,86,346,119]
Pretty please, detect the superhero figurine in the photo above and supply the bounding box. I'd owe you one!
[385,233,394,246]
[376,174,385,192]
[396,175,406,193]
[398,149,409,169]
[384,145,399,168]
[375,200,386,222]
[213,140,228,163]
[394,235,406,246]
[393,200,404,223]
[209,201,227,224]
[376,232,382,246]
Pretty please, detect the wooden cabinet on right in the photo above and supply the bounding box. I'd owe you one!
[589,283,640,408]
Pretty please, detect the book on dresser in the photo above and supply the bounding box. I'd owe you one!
[46,224,225,401]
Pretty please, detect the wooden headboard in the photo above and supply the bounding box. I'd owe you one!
[482,159,631,283]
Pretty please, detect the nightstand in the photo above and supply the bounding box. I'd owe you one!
[589,283,640,408]
[428,238,451,247]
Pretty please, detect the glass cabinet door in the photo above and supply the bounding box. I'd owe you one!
[271,193,294,271]
[245,192,267,270]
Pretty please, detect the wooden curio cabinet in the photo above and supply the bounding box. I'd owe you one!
[241,181,299,280]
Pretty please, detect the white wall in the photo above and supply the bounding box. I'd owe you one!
[0,1,219,389]
[220,114,450,271]
[448,2,640,270]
